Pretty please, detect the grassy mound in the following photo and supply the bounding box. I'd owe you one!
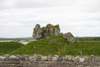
[0,42,24,56]
[11,36,100,56]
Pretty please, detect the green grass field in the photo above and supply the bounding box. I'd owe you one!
[11,36,100,56]
[0,42,24,56]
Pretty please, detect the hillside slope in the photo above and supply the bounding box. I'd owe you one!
[0,42,24,56]
[12,36,100,56]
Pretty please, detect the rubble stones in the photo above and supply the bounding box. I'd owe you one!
[52,57,58,61]
[4,54,9,61]
[0,54,99,67]
[64,57,67,61]
[36,55,42,61]
[63,32,76,43]
[47,55,52,61]
[41,56,48,61]
[29,56,35,61]
[78,65,84,67]
[79,58,85,62]
[67,55,72,61]
[58,55,63,61]
[24,55,29,61]
[16,54,20,60]
[0,56,4,61]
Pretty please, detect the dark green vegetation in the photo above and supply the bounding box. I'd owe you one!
[11,36,100,56]
[79,37,100,41]
[0,42,24,56]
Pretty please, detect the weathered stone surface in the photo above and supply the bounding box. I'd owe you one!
[24,55,29,61]
[6,61,20,64]
[90,55,95,62]
[4,54,9,61]
[52,55,59,61]
[82,62,89,66]
[20,56,25,61]
[33,24,43,39]
[63,32,76,43]
[9,55,17,61]
[36,55,42,61]
[16,54,20,59]
[23,61,30,66]
[52,57,58,61]
[41,56,48,61]
[67,55,72,61]
[1,55,100,67]
[78,65,84,67]
[33,24,60,40]
[64,55,68,61]
[58,55,63,61]
[79,57,85,62]
[72,56,79,62]
[47,55,52,61]
[29,56,35,61]
[0,56,4,61]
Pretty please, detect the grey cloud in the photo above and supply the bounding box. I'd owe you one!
[0,0,100,13]
[0,0,86,9]
[13,0,71,8]
[0,0,100,37]
[88,18,100,21]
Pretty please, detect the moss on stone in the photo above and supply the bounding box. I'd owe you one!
[67,32,74,37]
[33,24,60,39]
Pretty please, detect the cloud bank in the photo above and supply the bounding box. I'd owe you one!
[0,0,100,38]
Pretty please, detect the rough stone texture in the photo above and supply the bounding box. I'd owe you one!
[33,24,60,40]
[47,55,52,61]
[0,54,100,67]
[63,32,77,43]
[33,24,43,39]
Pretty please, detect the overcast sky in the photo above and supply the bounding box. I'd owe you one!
[0,0,100,38]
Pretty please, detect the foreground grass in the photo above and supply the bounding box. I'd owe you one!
[0,42,24,56]
[62,41,100,56]
[11,36,100,56]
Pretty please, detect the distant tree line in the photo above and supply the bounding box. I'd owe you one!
[78,37,100,41]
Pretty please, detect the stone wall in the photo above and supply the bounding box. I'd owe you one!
[0,54,100,67]
[32,24,60,40]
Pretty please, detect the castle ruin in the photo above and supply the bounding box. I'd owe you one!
[32,24,60,40]
[32,24,78,43]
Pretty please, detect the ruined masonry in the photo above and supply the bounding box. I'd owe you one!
[33,24,60,39]
[33,24,78,43]
[0,54,100,67]
[62,32,78,43]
